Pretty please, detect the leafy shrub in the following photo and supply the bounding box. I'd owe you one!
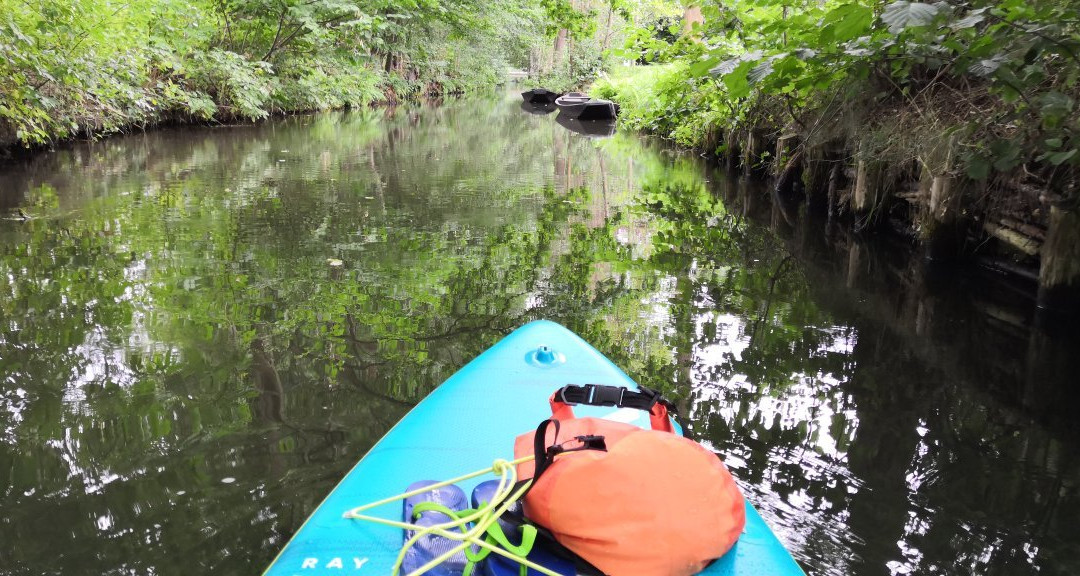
[273,57,382,111]
[694,0,1078,183]
[182,50,274,121]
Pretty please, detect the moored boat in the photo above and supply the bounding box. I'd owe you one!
[520,100,558,115]
[521,88,561,104]
[554,92,618,121]
[261,320,805,576]
[555,113,617,138]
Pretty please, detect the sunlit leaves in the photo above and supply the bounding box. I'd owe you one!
[0,0,552,145]
[951,7,988,31]
[969,55,1008,77]
[621,0,1080,186]
[721,60,755,99]
[880,1,944,33]
[540,0,597,39]
[747,58,777,84]
[821,3,874,44]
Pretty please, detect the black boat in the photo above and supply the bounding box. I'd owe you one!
[520,100,558,115]
[555,114,617,138]
[554,92,618,121]
[521,88,561,104]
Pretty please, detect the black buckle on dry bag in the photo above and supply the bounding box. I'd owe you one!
[519,420,609,496]
[559,383,674,412]
[557,435,608,453]
[557,384,688,436]
[559,384,625,407]
[637,384,679,414]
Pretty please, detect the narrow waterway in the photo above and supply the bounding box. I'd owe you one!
[1,92,1078,576]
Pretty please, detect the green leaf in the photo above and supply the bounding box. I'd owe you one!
[722,61,755,99]
[711,51,762,76]
[822,4,874,43]
[881,1,943,33]
[748,58,776,84]
[990,139,1023,171]
[966,154,992,180]
[689,56,721,77]
[1048,149,1077,165]
[1039,91,1075,118]
[951,8,987,30]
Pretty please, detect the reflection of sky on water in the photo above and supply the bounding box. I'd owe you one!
[679,301,863,573]
[612,223,1078,576]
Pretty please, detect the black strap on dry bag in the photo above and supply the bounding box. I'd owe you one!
[558,383,676,413]
[529,419,608,486]
[510,418,607,576]
[556,384,689,437]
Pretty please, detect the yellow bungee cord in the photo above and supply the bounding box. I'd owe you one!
[342,455,562,576]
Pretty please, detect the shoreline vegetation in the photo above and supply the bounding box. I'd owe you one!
[2,0,1078,318]
[588,1,1080,320]
[0,0,611,152]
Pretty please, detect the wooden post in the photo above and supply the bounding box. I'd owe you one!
[826,162,841,221]
[774,134,798,177]
[801,146,828,208]
[1037,205,1080,317]
[724,130,739,171]
[922,169,960,260]
[846,239,862,289]
[917,138,963,261]
[742,130,765,173]
[853,160,869,213]
[851,157,885,229]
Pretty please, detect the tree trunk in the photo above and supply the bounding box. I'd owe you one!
[554,128,568,194]
[601,5,614,52]
[682,5,704,37]
[553,28,568,73]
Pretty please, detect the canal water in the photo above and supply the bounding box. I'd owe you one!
[1,92,1078,576]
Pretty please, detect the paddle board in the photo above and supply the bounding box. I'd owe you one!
[263,320,804,576]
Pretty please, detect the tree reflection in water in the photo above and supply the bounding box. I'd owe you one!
[1,93,1077,576]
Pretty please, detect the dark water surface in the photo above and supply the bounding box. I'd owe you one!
[2,93,1079,576]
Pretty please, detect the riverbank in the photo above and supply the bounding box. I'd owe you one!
[0,0,530,155]
[593,63,1080,320]
[0,53,492,156]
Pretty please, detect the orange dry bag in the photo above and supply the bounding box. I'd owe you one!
[514,385,746,576]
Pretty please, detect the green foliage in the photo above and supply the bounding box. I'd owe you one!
[542,0,598,39]
[272,56,383,111]
[593,63,733,149]
[0,0,571,147]
[606,0,1080,193]
[185,50,275,120]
